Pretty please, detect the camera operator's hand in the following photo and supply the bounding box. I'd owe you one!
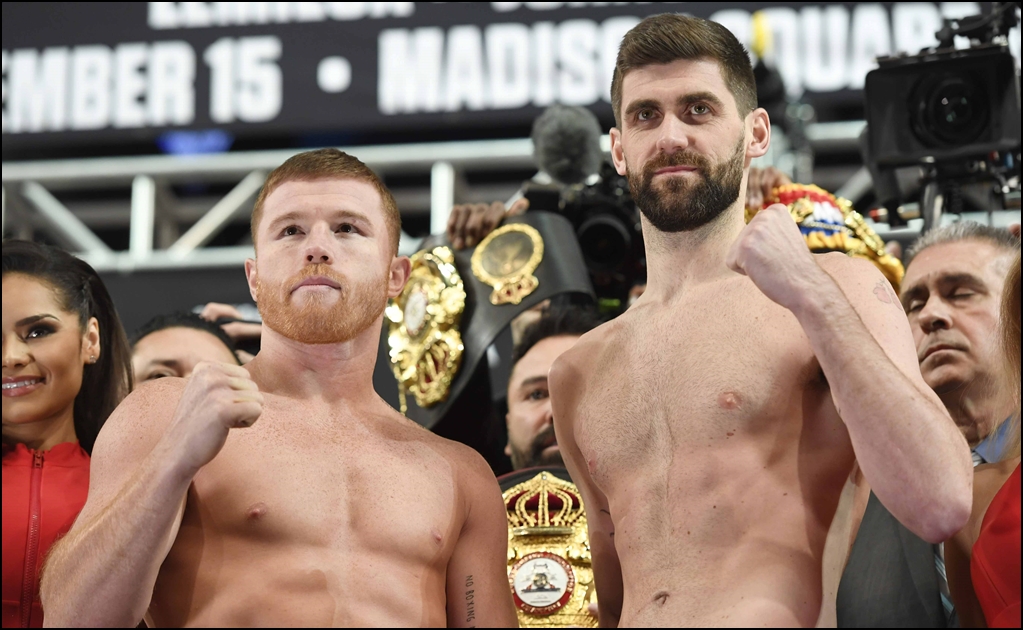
[447,198,529,249]
[746,166,792,212]
[200,302,262,343]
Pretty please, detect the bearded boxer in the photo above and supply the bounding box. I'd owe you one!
[548,14,972,628]
[40,149,518,627]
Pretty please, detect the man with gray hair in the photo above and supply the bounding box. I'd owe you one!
[837,220,1020,627]
[901,221,1020,456]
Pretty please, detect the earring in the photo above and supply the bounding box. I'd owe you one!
[89,355,96,364]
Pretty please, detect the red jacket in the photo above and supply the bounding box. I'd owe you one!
[2,442,90,628]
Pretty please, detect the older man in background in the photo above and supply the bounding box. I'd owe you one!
[837,221,1020,627]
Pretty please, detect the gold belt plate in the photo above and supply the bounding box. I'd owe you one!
[503,471,597,628]
[471,223,545,305]
[385,246,465,413]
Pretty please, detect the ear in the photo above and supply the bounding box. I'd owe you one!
[387,256,411,299]
[244,258,259,304]
[746,107,771,161]
[81,317,100,364]
[610,126,627,177]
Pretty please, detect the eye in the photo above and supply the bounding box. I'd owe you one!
[906,302,923,314]
[691,103,711,115]
[145,371,175,381]
[950,290,975,300]
[336,223,358,234]
[25,324,55,340]
[281,225,301,237]
[636,108,656,122]
[527,388,548,401]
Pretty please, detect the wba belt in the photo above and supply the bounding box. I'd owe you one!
[382,211,594,430]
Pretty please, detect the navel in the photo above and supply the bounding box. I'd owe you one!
[653,591,670,606]
[717,391,742,410]
[246,502,269,520]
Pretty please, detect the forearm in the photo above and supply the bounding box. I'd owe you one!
[41,439,194,627]
[793,271,972,541]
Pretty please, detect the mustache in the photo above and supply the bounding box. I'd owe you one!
[529,424,558,457]
[285,264,348,294]
[642,150,710,179]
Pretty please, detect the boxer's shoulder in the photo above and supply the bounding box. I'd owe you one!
[106,376,185,431]
[376,403,496,485]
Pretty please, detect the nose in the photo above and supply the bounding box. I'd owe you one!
[541,401,554,427]
[2,334,31,371]
[303,225,333,264]
[917,295,952,334]
[655,113,691,155]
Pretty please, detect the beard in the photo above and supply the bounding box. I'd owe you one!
[258,263,388,345]
[628,135,746,233]
[509,424,564,470]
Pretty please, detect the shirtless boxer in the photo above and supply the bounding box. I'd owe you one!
[548,15,973,628]
[40,149,518,627]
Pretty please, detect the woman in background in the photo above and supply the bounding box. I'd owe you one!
[2,240,133,628]
[947,251,1021,628]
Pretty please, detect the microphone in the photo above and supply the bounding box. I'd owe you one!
[530,105,605,187]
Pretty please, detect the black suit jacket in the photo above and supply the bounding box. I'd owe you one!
[837,492,949,627]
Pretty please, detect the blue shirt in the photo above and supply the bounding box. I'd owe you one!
[973,417,1014,465]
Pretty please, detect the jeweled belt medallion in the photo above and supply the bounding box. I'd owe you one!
[386,246,465,414]
[471,223,544,305]
[503,471,596,628]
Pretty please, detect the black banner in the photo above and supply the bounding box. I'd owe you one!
[3,2,1017,159]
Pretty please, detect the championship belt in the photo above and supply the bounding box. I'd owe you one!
[378,212,595,430]
[385,246,466,415]
[472,223,545,306]
[747,183,905,291]
[499,467,597,628]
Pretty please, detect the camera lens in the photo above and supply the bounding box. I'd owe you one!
[914,76,990,147]
[577,214,632,272]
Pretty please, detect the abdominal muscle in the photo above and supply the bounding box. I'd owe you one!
[606,441,848,628]
[149,537,448,627]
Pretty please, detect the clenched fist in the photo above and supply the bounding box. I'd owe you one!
[165,362,263,474]
[726,203,825,312]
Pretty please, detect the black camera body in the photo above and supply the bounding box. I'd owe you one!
[523,162,645,308]
[865,44,1020,169]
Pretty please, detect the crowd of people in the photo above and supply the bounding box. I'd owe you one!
[3,12,1020,629]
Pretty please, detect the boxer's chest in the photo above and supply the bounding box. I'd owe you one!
[186,405,460,561]
[577,288,829,489]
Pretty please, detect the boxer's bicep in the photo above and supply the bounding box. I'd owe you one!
[74,379,181,528]
[446,455,518,628]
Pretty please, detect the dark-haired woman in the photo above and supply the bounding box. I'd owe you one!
[2,240,132,628]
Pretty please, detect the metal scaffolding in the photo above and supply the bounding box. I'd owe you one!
[2,121,868,272]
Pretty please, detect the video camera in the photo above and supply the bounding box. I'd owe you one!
[522,161,645,310]
[863,2,1021,230]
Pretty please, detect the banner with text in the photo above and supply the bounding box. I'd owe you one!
[2,2,1017,158]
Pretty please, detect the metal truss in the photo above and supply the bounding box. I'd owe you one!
[2,121,868,272]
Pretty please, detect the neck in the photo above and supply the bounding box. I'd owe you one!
[246,318,383,406]
[940,375,1016,447]
[641,203,746,302]
[2,405,78,452]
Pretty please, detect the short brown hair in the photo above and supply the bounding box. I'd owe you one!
[251,148,401,255]
[611,14,758,128]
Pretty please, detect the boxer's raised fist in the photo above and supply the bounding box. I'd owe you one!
[166,361,263,473]
[726,203,822,311]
